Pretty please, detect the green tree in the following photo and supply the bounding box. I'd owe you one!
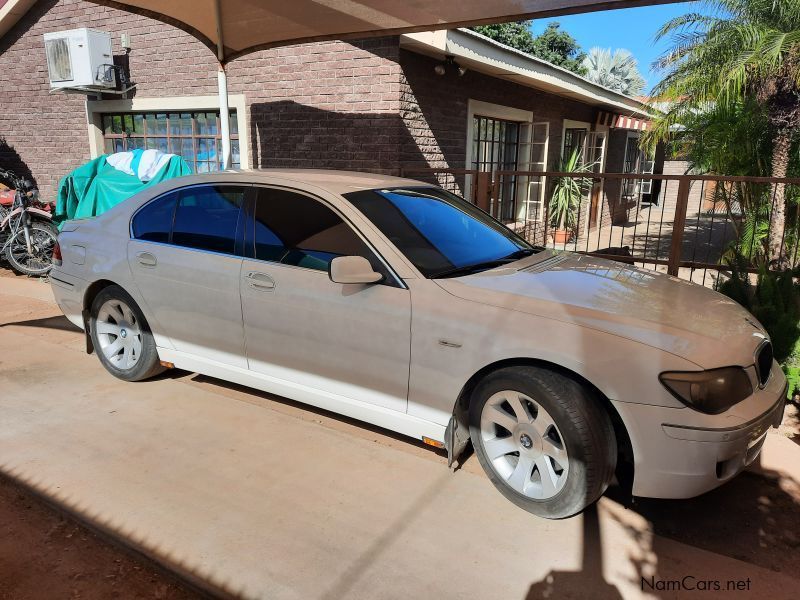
[472,21,587,75]
[471,21,537,54]
[582,47,646,95]
[670,101,777,262]
[530,22,587,75]
[645,0,800,266]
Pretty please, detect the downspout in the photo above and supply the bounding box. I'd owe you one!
[214,0,232,170]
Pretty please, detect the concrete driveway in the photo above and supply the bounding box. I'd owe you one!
[1,274,799,600]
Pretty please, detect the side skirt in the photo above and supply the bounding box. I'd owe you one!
[158,348,448,445]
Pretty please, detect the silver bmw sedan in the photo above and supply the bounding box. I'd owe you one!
[50,169,786,518]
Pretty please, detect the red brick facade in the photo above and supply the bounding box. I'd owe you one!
[1,0,404,199]
[398,49,596,173]
[0,0,641,219]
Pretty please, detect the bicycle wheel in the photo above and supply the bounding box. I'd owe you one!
[4,222,57,276]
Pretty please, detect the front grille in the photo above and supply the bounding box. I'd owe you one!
[755,341,773,387]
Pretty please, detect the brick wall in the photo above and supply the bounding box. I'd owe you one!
[398,49,598,173]
[0,0,404,200]
[0,0,218,199]
[658,159,704,214]
[237,38,404,173]
[0,0,635,213]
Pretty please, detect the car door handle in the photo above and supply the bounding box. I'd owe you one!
[137,251,157,267]
[246,271,276,291]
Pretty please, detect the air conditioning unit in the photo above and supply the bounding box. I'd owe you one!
[43,28,115,90]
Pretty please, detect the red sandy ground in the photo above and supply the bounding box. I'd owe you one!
[0,476,200,600]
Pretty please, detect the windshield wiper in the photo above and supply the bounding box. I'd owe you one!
[432,258,516,279]
[502,248,536,260]
[431,248,536,279]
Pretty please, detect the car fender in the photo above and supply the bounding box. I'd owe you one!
[406,282,694,429]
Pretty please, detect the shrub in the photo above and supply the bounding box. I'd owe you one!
[717,254,800,396]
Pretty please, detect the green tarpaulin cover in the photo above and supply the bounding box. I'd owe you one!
[54,150,191,229]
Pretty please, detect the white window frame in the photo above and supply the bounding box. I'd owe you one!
[522,121,549,223]
[85,95,250,170]
[560,119,592,162]
[560,119,609,236]
[584,126,609,236]
[622,131,655,198]
[465,100,533,202]
[465,100,550,223]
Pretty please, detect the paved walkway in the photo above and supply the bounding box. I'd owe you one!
[1,274,799,599]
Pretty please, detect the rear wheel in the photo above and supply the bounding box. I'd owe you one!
[4,222,57,276]
[90,286,164,382]
[469,366,616,519]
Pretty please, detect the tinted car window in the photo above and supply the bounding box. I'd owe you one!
[172,185,246,254]
[252,187,388,278]
[132,192,177,243]
[345,187,533,277]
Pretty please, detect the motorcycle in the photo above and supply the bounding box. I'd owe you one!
[0,168,58,276]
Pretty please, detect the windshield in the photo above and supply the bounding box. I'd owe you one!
[344,187,536,278]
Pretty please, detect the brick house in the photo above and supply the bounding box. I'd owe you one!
[0,0,658,231]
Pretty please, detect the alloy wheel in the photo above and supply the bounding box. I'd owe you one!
[479,390,569,499]
[95,298,142,370]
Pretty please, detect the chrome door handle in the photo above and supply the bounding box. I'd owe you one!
[137,251,157,267]
[246,271,276,291]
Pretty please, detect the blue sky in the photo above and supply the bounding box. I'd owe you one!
[532,1,701,92]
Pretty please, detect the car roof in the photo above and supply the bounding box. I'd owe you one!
[171,168,435,195]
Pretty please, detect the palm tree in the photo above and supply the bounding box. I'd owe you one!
[581,47,646,96]
[645,0,800,266]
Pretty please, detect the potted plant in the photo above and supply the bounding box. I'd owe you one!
[548,148,594,244]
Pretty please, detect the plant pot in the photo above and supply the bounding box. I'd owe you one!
[551,229,571,245]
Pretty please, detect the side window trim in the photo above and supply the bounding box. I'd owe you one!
[130,183,251,259]
[248,184,406,289]
[167,189,178,245]
[232,187,251,258]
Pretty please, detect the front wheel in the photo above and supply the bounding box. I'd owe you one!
[469,367,617,519]
[4,222,57,276]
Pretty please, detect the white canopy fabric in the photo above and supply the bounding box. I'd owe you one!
[85,0,677,167]
[88,0,676,63]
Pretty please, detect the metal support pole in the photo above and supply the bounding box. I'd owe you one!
[214,0,231,170]
[218,64,231,170]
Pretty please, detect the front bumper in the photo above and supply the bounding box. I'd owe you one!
[614,364,787,499]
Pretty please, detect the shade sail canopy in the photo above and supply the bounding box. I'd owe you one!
[88,0,678,62]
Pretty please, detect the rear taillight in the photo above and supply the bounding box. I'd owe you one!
[52,241,62,266]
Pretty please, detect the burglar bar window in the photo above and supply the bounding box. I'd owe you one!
[471,115,521,222]
[101,111,240,172]
[562,128,587,162]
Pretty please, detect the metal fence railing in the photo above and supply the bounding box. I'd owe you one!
[400,167,800,287]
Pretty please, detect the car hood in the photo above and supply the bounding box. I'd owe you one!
[435,251,767,368]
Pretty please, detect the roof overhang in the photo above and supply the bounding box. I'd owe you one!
[1,0,682,62]
[0,0,37,39]
[400,28,654,119]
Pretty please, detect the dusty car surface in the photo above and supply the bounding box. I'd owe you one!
[49,169,787,518]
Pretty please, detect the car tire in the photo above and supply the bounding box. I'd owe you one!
[90,285,165,382]
[469,366,616,519]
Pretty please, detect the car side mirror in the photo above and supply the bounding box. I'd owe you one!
[329,256,383,285]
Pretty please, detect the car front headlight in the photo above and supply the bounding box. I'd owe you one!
[659,367,753,414]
